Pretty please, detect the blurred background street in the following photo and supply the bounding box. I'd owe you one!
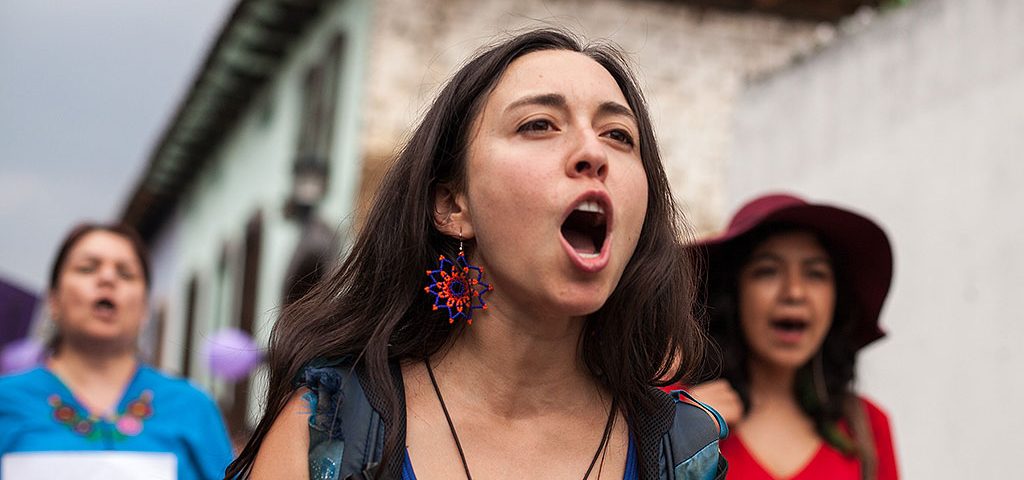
[3,0,1022,476]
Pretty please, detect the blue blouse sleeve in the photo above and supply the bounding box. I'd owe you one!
[0,375,25,458]
[192,390,234,479]
[0,369,45,460]
[170,379,234,480]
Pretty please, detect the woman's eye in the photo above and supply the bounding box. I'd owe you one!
[118,268,138,281]
[748,265,778,279]
[74,264,96,274]
[517,119,553,133]
[605,129,635,146]
[807,268,833,281]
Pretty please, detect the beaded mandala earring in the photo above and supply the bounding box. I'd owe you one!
[424,231,493,325]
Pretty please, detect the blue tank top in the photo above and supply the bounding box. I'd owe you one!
[401,435,638,480]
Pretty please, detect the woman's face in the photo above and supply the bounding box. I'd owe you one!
[454,49,648,319]
[49,230,148,353]
[738,231,835,370]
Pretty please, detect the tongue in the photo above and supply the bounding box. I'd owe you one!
[563,229,597,254]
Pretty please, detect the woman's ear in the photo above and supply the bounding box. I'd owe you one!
[433,184,474,239]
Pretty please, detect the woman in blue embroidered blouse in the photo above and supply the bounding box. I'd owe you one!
[0,223,233,480]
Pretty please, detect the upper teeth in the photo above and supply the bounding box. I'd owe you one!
[575,201,604,214]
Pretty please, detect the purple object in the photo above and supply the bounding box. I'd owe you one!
[0,278,39,348]
[1,337,44,374]
[204,328,263,381]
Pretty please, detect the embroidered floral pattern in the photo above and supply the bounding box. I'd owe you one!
[48,390,154,440]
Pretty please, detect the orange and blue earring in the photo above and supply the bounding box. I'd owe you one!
[424,233,492,325]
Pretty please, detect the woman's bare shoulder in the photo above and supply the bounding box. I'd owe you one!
[251,388,311,480]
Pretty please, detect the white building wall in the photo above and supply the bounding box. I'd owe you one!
[730,0,1024,477]
[140,207,183,371]
[148,0,373,411]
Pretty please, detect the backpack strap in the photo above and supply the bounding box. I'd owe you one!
[672,389,728,440]
[299,359,388,480]
[663,389,729,480]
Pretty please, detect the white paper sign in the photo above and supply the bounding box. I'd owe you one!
[1,451,177,480]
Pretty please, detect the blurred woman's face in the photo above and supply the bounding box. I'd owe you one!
[456,49,648,320]
[738,231,835,370]
[49,230,148,353]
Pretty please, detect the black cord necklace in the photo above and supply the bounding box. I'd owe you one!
[424,359,617,480]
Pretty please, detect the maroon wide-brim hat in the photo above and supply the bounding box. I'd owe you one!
[700,193,893,350]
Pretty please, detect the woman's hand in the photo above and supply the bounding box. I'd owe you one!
[690,379,744,427]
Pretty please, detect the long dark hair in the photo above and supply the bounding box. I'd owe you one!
[705,223,861,452]
[47,223,151,353]
[228,28,706,477]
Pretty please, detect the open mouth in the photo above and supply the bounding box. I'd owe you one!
[560,200,608,259]
[94,298,117,316]
[770,317,811,333]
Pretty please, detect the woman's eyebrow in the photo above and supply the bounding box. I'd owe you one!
[504,94,635,121]
[505,93,567,113]
[69,253,100,264]
[748,252,782,263]
[803,256,832,266]
[748,252,831,265]
[597,101,635,121]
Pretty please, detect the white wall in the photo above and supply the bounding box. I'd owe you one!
[144,207,183,372]
[146,0,373,418]
[730,0,1024,476]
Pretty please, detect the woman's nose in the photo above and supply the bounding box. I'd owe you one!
[566,129,609,181]
[96,264,117,286]
[781,271,807,303]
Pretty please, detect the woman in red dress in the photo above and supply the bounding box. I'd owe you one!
[688,193,899,480]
